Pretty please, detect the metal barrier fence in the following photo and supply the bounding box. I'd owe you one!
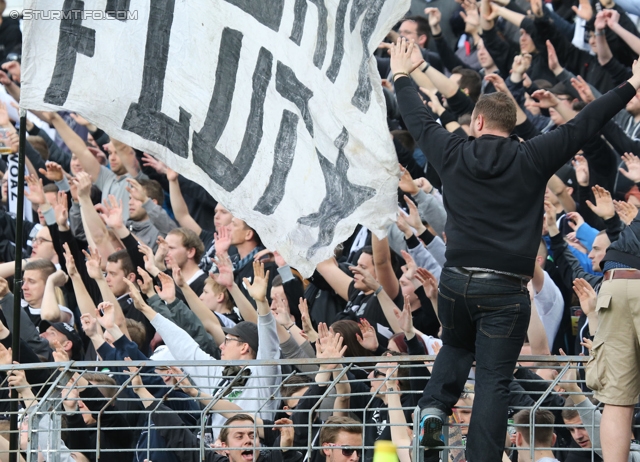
[0,356,623,462]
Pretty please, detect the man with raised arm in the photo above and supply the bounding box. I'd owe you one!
[390,37,640,462]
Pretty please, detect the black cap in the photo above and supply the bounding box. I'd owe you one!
[222,322,259,353]
[555,164,576,188]
[39,321,84,361]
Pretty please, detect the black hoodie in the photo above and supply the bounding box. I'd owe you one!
[395,77,637,277]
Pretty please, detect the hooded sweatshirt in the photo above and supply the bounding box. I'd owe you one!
[395,77,637,277]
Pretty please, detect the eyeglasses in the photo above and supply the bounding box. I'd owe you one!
[372,370,386,379]
[32,237,52,245]
[328,444,362,458]
[223,336,245,345]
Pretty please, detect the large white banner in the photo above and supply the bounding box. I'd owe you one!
[20,0,406,276]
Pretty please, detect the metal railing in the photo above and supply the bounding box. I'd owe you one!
[0,356,626,462]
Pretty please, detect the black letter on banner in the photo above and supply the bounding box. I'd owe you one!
[308,0,328,69]
[326,0,350,83]
[351,0,385,113]
[223,0,285,32]
[192,29,273,192]
[350,0,368,32]
[253,110,299,215]
[105,0,131,20]
[121,0,191,157]
[298,128,375,258]
[290,0,308,45]
[44,0,95,106]
[276,62,314,136]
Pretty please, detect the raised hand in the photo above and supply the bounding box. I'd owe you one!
[619,152,640,183]
[573,278,597,316]
[95,301,116,330]
[565,212,585,232]
[356,318,378,352]
[214,225,232,256]
[511,54,532,77]
[171,265,186,288]
[298,297,318,343]
[316,330,347,370]
[75,171,93,198]
[155,236,169,267]
[424,7,442,34]
[531,89,560,109]
[51,340,70,362]
[39,162,65,182]
[394,295,415,337]
[166,167,178,182]
[482,74,506,97]
[125,178,148,203]
[349,265,381,293]
[400,250,419,281]
[0,343,11,365]
[54,191,69,229]
[25,174,46,205]
[274,418,295,449]
[136,267,156,298]
[7,368,30,393]
[422,87,445,116]
[545,40,562,75]
[614,200,638,225]
[243,261,270,303]
[460,1,480,29]
[398,165,419,195]
[62,243,78,278]
[123,277,146,311]
[416,267,439,307]
[570,76,595,104]
[69,113,95,130]
[100,195,125,229]
[572,0,593,21]
[389,37,418,77]
[83,247,104,280]
[141,153,167,175]
[603,8,619,26]
[156,271,176,303]
[212,253,234,290]
[586,185,615,220]
[138,242,161,277]
[544,200,560,236]
[572,154,590,187]
[80,313,100,339]
[404,195,427,234]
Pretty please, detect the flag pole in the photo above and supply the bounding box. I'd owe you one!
[9,109,27,462]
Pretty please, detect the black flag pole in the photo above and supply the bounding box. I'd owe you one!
[9,109,27,462]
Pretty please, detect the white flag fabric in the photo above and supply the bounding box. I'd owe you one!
[20,0,407,276]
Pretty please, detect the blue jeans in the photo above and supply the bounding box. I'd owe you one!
[418,267,531,462]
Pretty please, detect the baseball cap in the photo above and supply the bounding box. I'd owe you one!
[555,164,576,188]
[221,322,259,353]
[39,321,84,361]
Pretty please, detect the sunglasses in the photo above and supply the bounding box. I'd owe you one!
[372,370,386,379]
[328,444,362,458]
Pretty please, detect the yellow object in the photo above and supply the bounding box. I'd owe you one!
[373,441,399,462]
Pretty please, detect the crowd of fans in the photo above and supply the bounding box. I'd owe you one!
[0,0,637,461]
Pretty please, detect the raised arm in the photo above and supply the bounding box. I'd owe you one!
[606,9,640,57]
[391,39,465,175]
[316,257,352,301]
[40,270,71,323]
[167,167,202,235]
[48,113,101,180]
[173,268,225,346]
[372,235,400,299]
[74,172,116,258]
[526,61,640,177]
